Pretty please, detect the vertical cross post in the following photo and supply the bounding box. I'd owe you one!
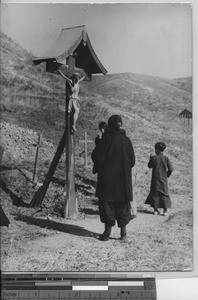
[33,133,41,183]
[64,55,77,218]
[79,132,93,169]
[84,132,88,169]
[0,146,4,165]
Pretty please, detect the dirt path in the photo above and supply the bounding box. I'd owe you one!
[1,196,193,272]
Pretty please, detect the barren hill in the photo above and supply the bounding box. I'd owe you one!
[1,31,192,140]
[0,32,193,272]
[173,77,192,94]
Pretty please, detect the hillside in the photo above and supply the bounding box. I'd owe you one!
[173,77,192,94]
[0,32,193,272]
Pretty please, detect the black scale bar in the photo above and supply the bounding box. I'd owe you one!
[1,275,156,300]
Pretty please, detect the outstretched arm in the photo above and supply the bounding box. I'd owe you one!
[78,75,86,83]
[58,70,73,84]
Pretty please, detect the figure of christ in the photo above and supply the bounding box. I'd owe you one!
[59,70,85,132]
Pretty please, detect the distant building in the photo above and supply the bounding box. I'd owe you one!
[178,108,192,128]
[178,108,192,119]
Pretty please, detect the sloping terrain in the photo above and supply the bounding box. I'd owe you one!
[0,32,193,272]
[173,77,192,94]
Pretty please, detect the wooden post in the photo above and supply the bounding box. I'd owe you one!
[84,132,88,169]
[0,146,4,165]
[33,133,41,183]
[64,55,77,218]
[79,132,93,169]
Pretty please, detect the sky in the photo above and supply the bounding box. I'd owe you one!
[1,1,193,79]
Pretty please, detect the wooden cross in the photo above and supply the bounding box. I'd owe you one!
[30,54,77,218]
[0,146,4,165]
[32,133,42,183]
[79,132,93,169]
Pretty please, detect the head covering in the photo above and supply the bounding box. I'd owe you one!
[99,121,108,130]
[108,115,123,131]
[155,142,166,152]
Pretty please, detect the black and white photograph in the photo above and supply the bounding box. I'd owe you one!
[0,0,194,274]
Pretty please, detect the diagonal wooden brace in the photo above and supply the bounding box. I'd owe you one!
[29,130,67,208]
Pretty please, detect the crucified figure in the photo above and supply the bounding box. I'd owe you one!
[59,70,85,132]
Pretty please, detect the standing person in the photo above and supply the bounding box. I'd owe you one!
[58,70,85,132]
[95,122,109,146]
[145,142,173,216]
[93,122,109,175]
[92,115,135,241]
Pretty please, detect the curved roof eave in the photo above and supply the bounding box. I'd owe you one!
[33,30,83,64]
[33,27,107,75]
[86,35,107,75]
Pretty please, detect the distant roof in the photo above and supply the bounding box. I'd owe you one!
[178,108,192,118]
[33,25,107,75]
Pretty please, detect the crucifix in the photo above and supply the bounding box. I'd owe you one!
[30,26,107,218]
[30,54,77,218]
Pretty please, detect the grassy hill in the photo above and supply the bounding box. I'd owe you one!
[0,30,192,203]
[0,31,109,144]
[0,31,193,272]
[173,77,192,94]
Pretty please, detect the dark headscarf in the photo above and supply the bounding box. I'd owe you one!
[108,115,122,131]
[99,121,108,131]
[155,142,166,152]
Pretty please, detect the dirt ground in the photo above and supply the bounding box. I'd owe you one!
[1,174,193,272]
[0,121,193,273]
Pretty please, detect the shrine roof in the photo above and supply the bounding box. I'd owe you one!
[33,25,107,75]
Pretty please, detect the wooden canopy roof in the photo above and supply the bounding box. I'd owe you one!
[33,25,107,76]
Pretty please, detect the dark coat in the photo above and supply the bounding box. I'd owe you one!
[92,130,135,203]
[145,153,173,208]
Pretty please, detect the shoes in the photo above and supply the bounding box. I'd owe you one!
[154,210,160,215]
[120,226,127,240]
[99,234,110,241]
[163,209,168,216]
[99,224,112,242]
[120,234,127,241]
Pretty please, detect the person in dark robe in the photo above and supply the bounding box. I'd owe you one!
[92,115,135,241]
[145,142,173,216]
